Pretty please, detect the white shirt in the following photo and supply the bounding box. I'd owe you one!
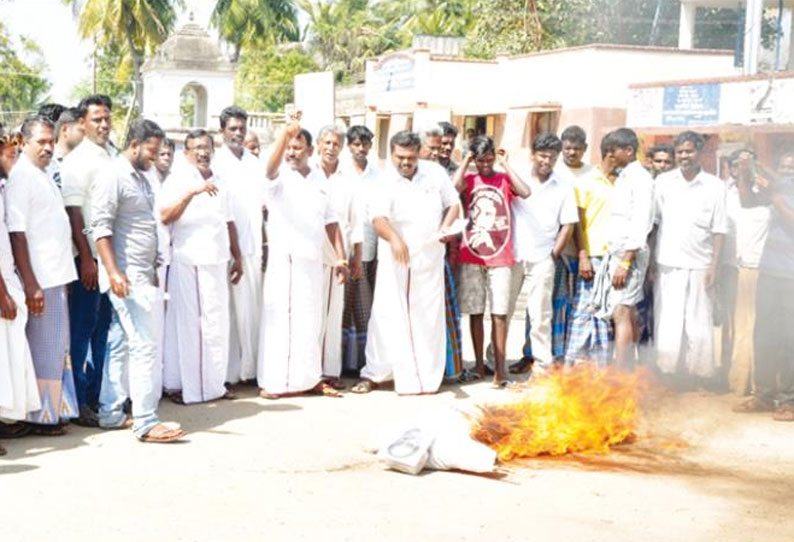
[315,161,365,265]
[265,165,337,262]
[554,161,592,185]
[654,168,729,269]
[144,168,173,267]
[60,138,114,254]
[608,160,655,252]
[341,160,380,262]
[4,154,77,288]
[159,163,233,267]
[723,180,770,269]
[512,171,578,264]
[214,145,267,258]
[0,181,17,281]
[370,161,459,268]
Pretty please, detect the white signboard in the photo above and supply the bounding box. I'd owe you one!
[294,71,335,141]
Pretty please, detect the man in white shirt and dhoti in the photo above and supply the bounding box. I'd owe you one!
[0,129,40,452]
[258,115,348,399]
[314,125,363,389]
[353,131,460,395]
[213,106,267,385]
[654,131,728,385]
[159,129,243,404]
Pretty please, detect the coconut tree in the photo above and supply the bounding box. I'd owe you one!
[210,0,300,62]
[63,0,182,114]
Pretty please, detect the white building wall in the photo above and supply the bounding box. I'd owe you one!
[143,69,235,131]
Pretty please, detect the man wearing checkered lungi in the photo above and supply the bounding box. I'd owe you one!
[340,126,380,373]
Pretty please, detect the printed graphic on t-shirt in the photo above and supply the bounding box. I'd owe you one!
[464,184,510,260]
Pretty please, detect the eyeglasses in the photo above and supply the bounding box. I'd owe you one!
[0,132,23,148]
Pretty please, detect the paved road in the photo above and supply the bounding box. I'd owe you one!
[2,377,792,542]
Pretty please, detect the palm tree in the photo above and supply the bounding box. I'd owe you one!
[211,0,300,62]
[64,0,182,113]
[299,0,408,82]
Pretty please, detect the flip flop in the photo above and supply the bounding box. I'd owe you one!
[773,404,794,422]
[458,369,482,383]
[490,379,516,390]
[259,389,280,400]
[30,423,68,436]
[351,379,378,394]
[323,378,347,391]
[0,443,6,456]
[313,381,342,398]
[509,357,533,374]
[0,422,33,439]
[139,423,186,443]
[733,397,774,413]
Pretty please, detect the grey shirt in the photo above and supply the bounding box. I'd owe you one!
[91,156,158,286]
[759,178,794,280]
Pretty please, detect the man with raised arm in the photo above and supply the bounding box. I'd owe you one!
[258,114,348,399]
[353,131,460,395]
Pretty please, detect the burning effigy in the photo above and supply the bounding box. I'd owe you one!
[369,364,650,475]
[470,364,649,461]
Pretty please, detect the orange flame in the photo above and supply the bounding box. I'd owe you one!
[470,365,649,462]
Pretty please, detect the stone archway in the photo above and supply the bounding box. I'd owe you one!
[180,82,208,128]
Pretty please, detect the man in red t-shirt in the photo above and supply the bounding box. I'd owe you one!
[453,136,531,386]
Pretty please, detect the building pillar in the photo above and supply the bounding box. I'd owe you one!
[678,2,696,49]
[744,0,765,75]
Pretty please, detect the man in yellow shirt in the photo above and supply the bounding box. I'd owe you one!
[565,139,616,364]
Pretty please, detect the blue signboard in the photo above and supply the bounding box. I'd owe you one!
[662,84,721,126]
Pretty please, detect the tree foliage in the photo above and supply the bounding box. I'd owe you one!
[0,22,50,121]
[63,0,182,114]
[235,44,318,112]
[69,43,133,134]
[211,0,300,62]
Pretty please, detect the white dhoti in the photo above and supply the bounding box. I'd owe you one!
[0,280,41,420]
[163,261,230,403]
[228,254,263,383]
[152,265,167,374]
[320,264,344,378]
[363,241,446,394]
[654,265,714,377]
[258,252,323,394]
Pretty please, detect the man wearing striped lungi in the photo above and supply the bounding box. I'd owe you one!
[7,116,78,435]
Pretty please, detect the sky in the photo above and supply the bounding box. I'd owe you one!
[0,0,218,104]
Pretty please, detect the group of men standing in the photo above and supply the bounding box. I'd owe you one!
[2,98,793,457]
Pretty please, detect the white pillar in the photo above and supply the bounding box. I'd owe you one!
[744,0,765,75]
[678,2,696,49]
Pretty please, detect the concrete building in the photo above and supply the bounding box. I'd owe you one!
[324,41,739,164]
[628,70,794,174]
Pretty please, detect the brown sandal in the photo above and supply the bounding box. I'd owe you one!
[30,423,67,436]
[313,381,342,397]
[323,377,346,391]
[139,423,186,443]
[773,404,794,422]
[733,397,774,413]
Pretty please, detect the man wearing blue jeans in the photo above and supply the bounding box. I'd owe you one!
[90,118,184,443]
[60,94,115,425]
